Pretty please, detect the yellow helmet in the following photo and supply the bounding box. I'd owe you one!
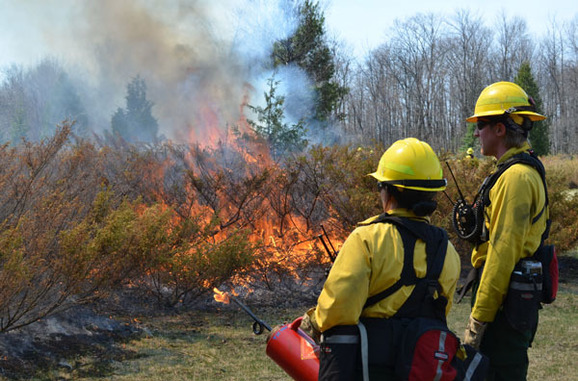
[368,138,446,192]
[466,81,546,123]
[466,147,474,155]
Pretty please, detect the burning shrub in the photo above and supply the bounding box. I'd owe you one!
[3,118,577,329]
[59,192,256,309]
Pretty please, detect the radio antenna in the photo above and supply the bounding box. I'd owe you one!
[443,190,455,206]
[445,161,466,202]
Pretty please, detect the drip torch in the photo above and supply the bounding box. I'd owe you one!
[213,288,320,381]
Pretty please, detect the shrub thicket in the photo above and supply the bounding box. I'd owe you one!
[1,124,576,331]
[0,124,255,331]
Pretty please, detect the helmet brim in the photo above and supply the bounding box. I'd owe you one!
[466,110,546,123]
[368,172,447,192]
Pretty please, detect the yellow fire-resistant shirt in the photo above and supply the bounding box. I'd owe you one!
[311,209,461,333]
[471,142,549,323]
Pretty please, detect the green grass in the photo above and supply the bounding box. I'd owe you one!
[29,283,576,381]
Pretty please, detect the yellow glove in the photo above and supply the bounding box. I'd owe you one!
[300,307,321,344]
[464,315,487,350]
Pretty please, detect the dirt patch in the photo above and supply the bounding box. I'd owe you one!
[0,305,145,379]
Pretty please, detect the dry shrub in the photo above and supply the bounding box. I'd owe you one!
[3,121,576,329]
[0,126,259,330]
[290,144,383,235]
[541,155,578,251]
[0,122,106,331]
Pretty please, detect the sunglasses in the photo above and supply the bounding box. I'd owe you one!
[476,119,493,131]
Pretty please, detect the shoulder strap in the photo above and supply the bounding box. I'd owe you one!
[363,215,448,309]
[481,151,550,236]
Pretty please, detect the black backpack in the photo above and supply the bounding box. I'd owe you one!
[364,214,449,320]
[364,215,488,381]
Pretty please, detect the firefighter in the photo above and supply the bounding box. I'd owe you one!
[462,81,548,380]
[463,146,479,167]
[301,138,461,380]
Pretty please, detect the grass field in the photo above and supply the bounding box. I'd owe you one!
[36,278,578,381]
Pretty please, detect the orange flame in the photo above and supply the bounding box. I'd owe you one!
[213,287,230,304]
[132,92,347,294]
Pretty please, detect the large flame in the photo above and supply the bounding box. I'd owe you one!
[131,92,344,295]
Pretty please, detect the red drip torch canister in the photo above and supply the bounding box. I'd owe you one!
[266,317,320,381]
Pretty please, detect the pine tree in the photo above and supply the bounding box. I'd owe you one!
[514,62,549,156]
[111,75,158,143]
[271,0,348,125]
[247,76,307,158]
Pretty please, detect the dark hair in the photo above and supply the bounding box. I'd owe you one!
[385,184,438,216]
[489,114,534,148]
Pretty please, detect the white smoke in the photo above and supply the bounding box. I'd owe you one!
[1,0,313,144]
[77,0,301,142]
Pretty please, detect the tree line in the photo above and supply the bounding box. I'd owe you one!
[335,10,578,154]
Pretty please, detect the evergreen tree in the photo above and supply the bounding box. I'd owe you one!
[514,62,550,156]
[272,0,348,124]
[111,75,158,143]
[247,76,307,158]
[110,107,127,139]
[462,124,477,152]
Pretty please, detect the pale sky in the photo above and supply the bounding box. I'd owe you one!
[0,0,576,70]
[325,0,577,58]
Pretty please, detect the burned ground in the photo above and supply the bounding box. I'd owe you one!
[0,303,146,379]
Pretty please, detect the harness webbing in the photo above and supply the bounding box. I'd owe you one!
[482,151,549,233]
[363,214,449,320]
[457,150,551,302]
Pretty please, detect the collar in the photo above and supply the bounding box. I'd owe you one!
[359,209,430,226]
[496,141,532,166]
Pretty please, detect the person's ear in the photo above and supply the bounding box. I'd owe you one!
[380,186,387,203]
[494,122,507,136]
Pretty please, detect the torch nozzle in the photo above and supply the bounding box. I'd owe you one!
[230,296,272,332]
[214,288,272,334]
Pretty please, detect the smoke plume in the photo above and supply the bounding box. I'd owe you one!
[10,0,302,144]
